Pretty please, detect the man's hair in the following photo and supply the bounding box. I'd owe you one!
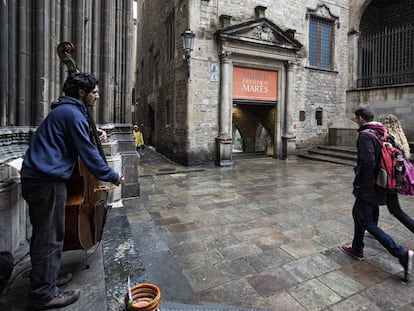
[63,72,98,98]
[354,104,375,122]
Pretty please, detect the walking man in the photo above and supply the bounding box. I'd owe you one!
[341,105,413,280]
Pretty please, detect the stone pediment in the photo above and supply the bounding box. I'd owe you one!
[216,17,302,51]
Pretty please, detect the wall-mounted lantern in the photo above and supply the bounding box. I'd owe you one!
[181,29,195,78]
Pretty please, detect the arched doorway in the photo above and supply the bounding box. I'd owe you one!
[232,103,276,156]
[348,0,414,141]
[356,0,414,87]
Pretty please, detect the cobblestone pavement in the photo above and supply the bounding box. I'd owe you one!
[129,148,414,310]
[2,147,414,310]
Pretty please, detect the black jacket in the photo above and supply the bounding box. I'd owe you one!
[353,121,387,205]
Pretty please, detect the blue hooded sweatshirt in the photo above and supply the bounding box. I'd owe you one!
[21,96,119,183]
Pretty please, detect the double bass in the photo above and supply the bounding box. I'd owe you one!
[56,41,113,251]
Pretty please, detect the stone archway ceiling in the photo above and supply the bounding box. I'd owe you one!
[370,0,405,8]
[215,17,302,52]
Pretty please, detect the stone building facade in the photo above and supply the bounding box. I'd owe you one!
[0,1,139,256]
[136,0,414,166]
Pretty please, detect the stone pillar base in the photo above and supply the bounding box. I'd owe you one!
[0,181,20,253]
[121,151,140,198]
[106,154,122,202]
[282,135,296,159]
[215,136,233,167]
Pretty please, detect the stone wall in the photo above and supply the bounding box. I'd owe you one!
[0,127,31,254]
[346,85,414,141]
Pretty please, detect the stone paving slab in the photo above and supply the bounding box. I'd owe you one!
[3,148,414,310]
[130,149,414,310]
[0,246,108,311]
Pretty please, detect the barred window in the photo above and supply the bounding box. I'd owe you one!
[166,12,175,61]
[309,16,334,69]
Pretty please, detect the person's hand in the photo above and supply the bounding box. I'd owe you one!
[97,128,108,142]
[114,174,124,186]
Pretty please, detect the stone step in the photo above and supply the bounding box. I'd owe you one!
[308,148,356,161]
[232,152,269,159]
[317,145,357,154]
[298,145,356,166]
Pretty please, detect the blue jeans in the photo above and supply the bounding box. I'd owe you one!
[22,179,67,304]
[386,192,414,233]
[352,197,405,258]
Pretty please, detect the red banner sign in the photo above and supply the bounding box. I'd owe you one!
[232,67,278,101]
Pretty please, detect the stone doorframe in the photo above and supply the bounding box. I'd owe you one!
[214,15,303,166]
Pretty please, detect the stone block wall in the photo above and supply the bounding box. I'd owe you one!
[346,85,414,141]
[0,181,22,254]
[0,127,31,254]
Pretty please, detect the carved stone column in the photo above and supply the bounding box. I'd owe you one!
[215,50,233,166]
[282,61,296,159]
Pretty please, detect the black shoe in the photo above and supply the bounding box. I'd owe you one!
[33,289,80,310]
[56,272,72,287]
[400,249,414,281]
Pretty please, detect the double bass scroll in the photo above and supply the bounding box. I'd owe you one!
[57,41,111,251]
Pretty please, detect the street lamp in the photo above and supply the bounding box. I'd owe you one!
[181,29,195,78]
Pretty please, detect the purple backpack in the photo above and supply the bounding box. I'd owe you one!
[398,159,414,195]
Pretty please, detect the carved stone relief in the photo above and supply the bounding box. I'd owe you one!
[253,25,276,42]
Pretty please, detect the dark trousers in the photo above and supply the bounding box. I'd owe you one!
[22,179,67,304]
[386,192,414,233]
[352,197,405,258]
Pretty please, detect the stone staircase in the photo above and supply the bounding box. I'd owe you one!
[298,145,357,166]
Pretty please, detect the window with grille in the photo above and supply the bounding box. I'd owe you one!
[357,24,414,88]
[166,12,175,61]
[309,16,334,70]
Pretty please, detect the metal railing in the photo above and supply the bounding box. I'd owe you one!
[357,24,414,88]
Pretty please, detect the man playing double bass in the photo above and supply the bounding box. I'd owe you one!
[20,72,124,310]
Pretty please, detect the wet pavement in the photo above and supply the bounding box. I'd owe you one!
[2,147,414,310]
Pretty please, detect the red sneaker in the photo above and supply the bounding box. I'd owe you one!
[399,249,414,281]
[341,244,365,261]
